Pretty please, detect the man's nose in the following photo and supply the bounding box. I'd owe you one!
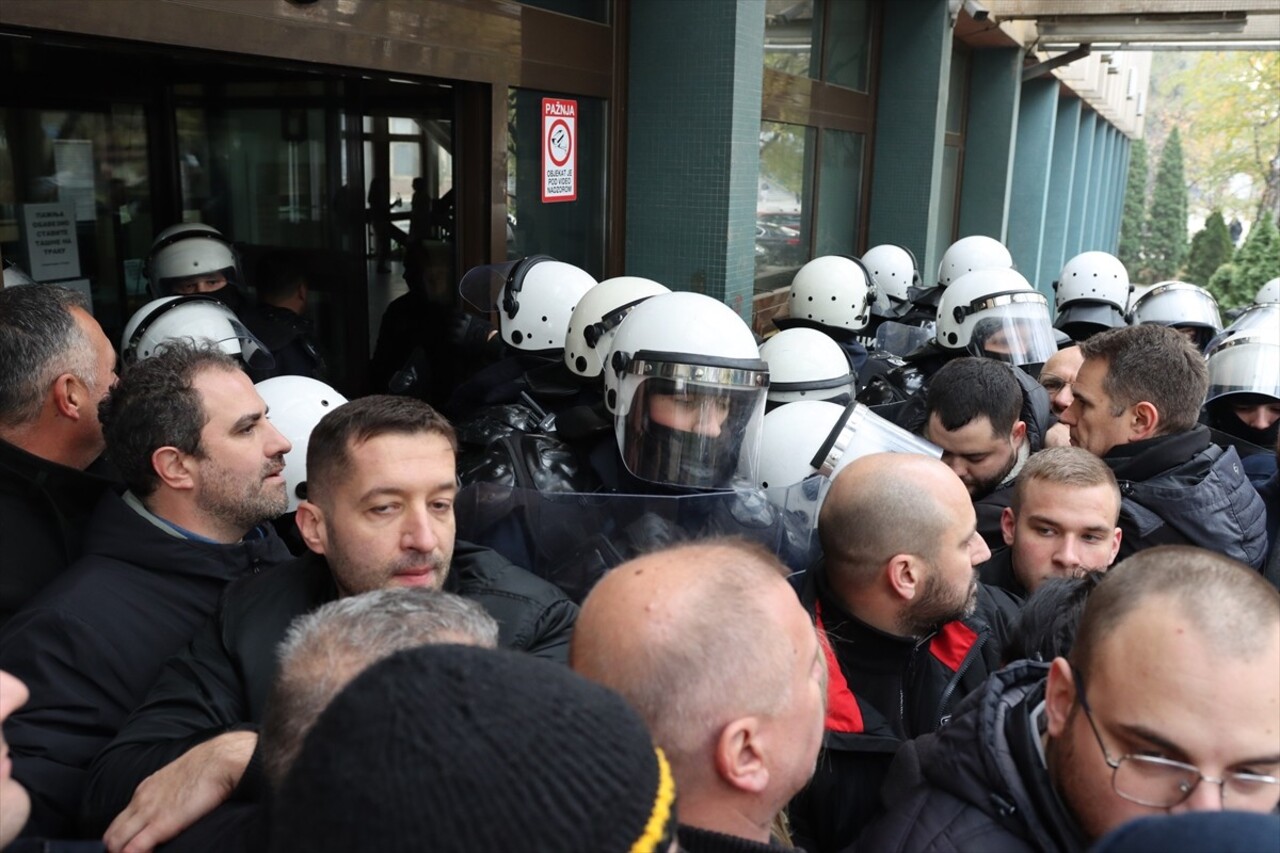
[1051,385,1073,414]
[696,406,723,438]
[266,421,292,457]
[1055,536,1081,568]
[401,505,440,553]
[1175,777,1226,814]
[969,532,991,566]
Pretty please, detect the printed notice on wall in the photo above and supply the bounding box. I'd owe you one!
[541,98,577,203]
[22,202,81,282]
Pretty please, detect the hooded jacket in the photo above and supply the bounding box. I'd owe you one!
[0,489,291,838]
[787,562,1019,853]
[856,661,1089,853]
[1104,426,1267,570]
[82,543,578,831]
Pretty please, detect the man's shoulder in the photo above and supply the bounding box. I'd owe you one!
[449,541,572,606]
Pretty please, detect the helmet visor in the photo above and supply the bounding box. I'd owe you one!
[1209,303,1280,352]
[1207,336,1280,403]
[1132,284,1222,331]
[458,260,520,314]
[875,321,933,357]
[616,367,767,490]
[226,318,276,371]
[812,402,942,478]
[969,298,1058,367]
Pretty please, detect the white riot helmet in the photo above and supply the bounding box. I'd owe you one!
[936,269,1058,368]
[809,402,942,482]
[1205,330,1280,408]
[758,328,855,409]
[121,295,273,370]
[1052,251,1131,339]
[254,376,348,512]
[1257,277,1280,305]
[145,223,241,298]
[605,292,769,490]
[862,244,919,319]
[758,401,846,489]
[781,255,877,334]
[459,255,597,355]
[936,235,1013,288]
[563,276,670,379]
[1128,281,1222,350]
[2,259,36,288]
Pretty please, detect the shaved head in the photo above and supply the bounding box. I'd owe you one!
[819,453,966,586]
[570,536,824,822]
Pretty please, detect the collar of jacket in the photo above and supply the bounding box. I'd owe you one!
[1103,424,1212,481]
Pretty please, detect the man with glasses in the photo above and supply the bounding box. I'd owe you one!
[859,545,1280,852]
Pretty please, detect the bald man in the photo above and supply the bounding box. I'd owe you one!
[571,539,826,853]
[789,453,1020,853]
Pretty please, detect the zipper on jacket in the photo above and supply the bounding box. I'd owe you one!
[935,630,988,729]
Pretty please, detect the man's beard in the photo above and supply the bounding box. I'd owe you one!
[197,454,289,534]
[897,562,978,637]
[967,448,1019,500]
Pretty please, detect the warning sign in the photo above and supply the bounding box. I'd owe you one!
[21,202,81,282]
[541,98,577,203]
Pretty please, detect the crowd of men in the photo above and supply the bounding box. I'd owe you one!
[0,228,1278,853]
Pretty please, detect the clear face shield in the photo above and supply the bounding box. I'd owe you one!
[124,296,275,371]
[875,321,934,357]
[811,402,943,479]
[1130,284,1223,345]
[963,293,1058,369]
[458,259,521,315]
[615,356,768,490]
[1206,335,1280,405]
[1205,303,1280,354]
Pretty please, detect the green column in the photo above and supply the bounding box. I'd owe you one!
[1108,138,1131,254]
[867,0,952,278]
[1007,76,1059,294]
[1082,117,1110,251]
[1038,97,1082,293]
[957,48,1024,242]
[1065,109,1098,258]
[624,0,764,319]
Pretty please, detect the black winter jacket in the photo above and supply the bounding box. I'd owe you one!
[0,438,119,629]
[1104,426,1267,570]
[82,543,578,831]
[788,562,1019,853]
[856,661,1089,853]
[0,490,291,838]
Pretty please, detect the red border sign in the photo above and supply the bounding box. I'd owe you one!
[541,98,577,203]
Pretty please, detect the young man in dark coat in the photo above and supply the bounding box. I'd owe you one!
[1059,323,1267,569]
[858,546,1280,852]
[0,283,120,628]
[788,453,1019,853]
[0,343,294,838]
[85,395,578,852]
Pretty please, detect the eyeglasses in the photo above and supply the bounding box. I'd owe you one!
[1073,671,1280,809]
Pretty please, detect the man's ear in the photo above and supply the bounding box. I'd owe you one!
[1044,657,1077,738]
[1129,401,1160,441]
[1107,527,1122,566]
[50,373,83,421]
[886,554,922,602]
[295,500,328,555]
[713,717,769,794]
[1000,506,1017,548]
[1011,420,1027,448]
[151,446,195,491]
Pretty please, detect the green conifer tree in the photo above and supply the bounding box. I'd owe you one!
[1146,128,1189,281]
[1118,138,1148,282]
[1234,214,1280,302]
[1188,211,1235,294]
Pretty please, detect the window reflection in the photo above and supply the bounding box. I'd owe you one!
[765,0,819,78]
[756,121,813,293]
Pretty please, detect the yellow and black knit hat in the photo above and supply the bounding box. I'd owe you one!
[271,644,677,853]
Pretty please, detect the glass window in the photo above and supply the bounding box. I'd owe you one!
[823,0,872,91]
[0,104,154,342]
[756,121,813,293]
[519,0,609,24]
[815,129,864,257]
[765,0,820,79]
[506,88,606,277]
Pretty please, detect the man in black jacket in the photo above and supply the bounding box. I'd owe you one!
[858,546,1280,852]
[788,453,1019,853]
[86,395,577,852]
[0,283,120,627]
[0,342,294,839]
[1059,324,1267,569]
